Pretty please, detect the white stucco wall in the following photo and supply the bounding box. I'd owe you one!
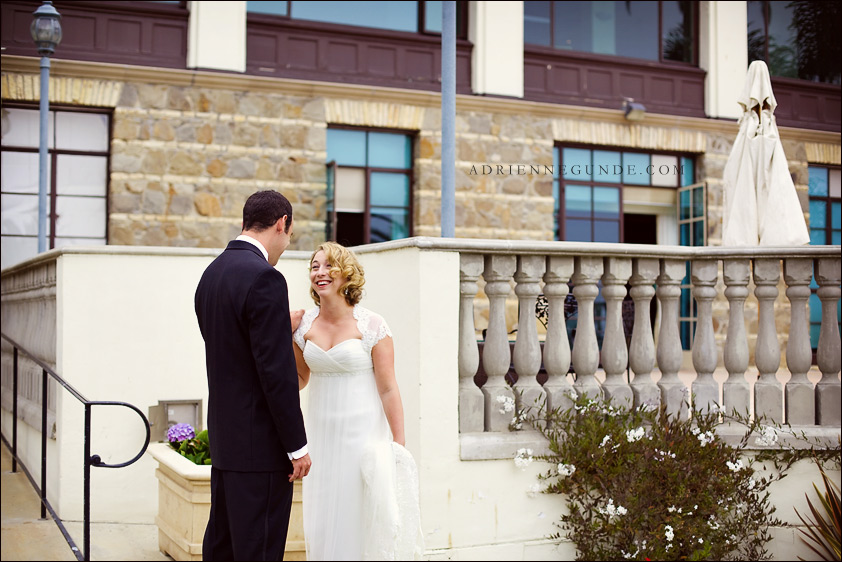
[187,0,247,72]
[3,244,838,560]
[700,1,748,120]
[470,1,524,98]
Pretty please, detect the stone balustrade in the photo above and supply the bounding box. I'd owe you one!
[457,241,842,434]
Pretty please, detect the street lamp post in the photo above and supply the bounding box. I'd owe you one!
[30,1,62,253]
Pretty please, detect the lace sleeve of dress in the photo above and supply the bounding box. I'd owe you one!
[293,307,319,350]
[357,306,393,354]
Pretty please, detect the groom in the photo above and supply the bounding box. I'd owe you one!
[195,190,311,560]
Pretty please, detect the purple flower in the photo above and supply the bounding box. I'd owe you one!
[167,423,195,443]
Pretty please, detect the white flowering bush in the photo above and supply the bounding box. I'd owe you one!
[524,393,840,561]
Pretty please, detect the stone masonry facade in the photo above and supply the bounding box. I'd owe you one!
[2,66,840,367]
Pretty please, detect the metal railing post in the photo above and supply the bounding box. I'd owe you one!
[83,403,91,562]
[12,347,18,473]
[41,368,48,520]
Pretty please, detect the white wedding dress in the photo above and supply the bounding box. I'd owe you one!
[293,305,424,561]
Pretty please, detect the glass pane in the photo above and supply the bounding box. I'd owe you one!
[623,152,650,185]
[766,1,797,78]
[247,1,288,15]
[692,185,704,218]
[562,148,591,180]
[370,207,409,242]
[565,218,592,242]
[1,236,39,270]
[680,287,692,316]
[1,108,54,149]
[786,1,840,83]
[327,129,366,166]
[680,222,691,246]
[809,166,829,196]
[367,132,411,169]
[370,172,409,207]
[565,185,591,217]
[832,230,841,245]
[830,169,841,198]
[651,154,678,187]
[593,150,621,183]
[681,156,694,186]
[291,0,418,32]
[694,219,705,246]
[809,293,822,323]
[1,152,42,194]
[335,167,366,212]
[680,189,691,220]
[747,0,766,65]
[810,323,821,350]
[662,0,694,63]
[55,196,106,237]
[832,202,841,229]
[424,0,442,33]
[554,0,592,51]
[613,0,659,61]
[810,199,826,228]
[593,186,619,218]
[810,228,826,245]
[1,193,50,236]
[593,220,619,242]
[55,112,109,151]
[56,155,108,196]
[525,0,551,46]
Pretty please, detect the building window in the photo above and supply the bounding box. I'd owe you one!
[807,165,841,355]
[326,127,413,247]
[677,182,706,350]
[747,1,841,84]
[1,106,110,270]
[525,1,696,64]
[247,1,466,36]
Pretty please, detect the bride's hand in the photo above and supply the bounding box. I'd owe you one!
[290,308,305,332]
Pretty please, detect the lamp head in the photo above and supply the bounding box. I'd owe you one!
[31,1,62,56]
[623,99,646,122]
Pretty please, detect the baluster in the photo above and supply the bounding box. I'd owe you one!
[601,258,633,408]
[481,255,517,432]
[691,259,719,414]
[657,259,687,419]
[459,254,485,433]
[513,256,546,415]
[629,258,660,410]
[542,257,575,414]
[753,259,783,423]
[815,257,841,426]
[571,257,604,399]
[784,259,815,425]
[723,259,751,416]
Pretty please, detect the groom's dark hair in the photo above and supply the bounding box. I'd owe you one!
[242,190,293,233]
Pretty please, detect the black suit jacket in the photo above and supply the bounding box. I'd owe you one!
[195,240,307,472]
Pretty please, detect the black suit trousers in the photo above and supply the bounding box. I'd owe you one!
[202,467,293,561]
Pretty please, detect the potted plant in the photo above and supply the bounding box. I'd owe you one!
[148,424,305,561]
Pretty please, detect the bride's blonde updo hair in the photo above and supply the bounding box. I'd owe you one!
[309,241,365,306]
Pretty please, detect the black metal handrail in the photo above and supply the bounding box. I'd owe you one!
[0,332,151,562]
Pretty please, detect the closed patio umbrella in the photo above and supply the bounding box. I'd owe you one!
[722,60,810,246]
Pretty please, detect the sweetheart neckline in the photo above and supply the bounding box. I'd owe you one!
[306,338,363,353]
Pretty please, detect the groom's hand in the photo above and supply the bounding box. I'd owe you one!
[290,308,305,332]
[289,453,311,482]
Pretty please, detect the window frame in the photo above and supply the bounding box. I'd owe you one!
[1,102,112,257]
[325,125,415,246]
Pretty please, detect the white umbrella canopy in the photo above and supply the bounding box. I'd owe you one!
[721,60,810,246]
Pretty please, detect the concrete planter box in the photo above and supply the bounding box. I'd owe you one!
[147,443,305,561]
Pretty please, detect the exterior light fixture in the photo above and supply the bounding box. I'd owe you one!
[623,99,646,122]
[31,1,62,253]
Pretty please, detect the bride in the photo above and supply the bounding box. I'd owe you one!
[292,241,423,561]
